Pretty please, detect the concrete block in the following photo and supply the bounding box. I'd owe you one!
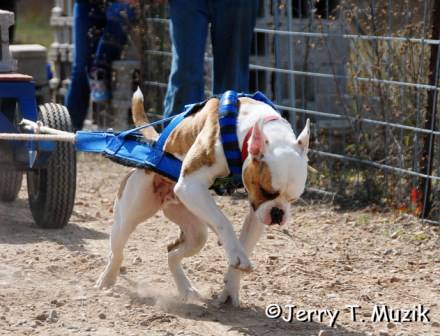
[59,44,70,61]
[110,100,130,131]
[0,10,17,72]
[10,44,48,85]
[314,63,347,96]
[111,60,140,100]
[54,0,73,16]
[49,77,60,90]
[50,6,63,26]
[68,45,74,62]
[48,44,61,62]
[316,93,354,119]
[316,118,351,132]
[0,10,14,29]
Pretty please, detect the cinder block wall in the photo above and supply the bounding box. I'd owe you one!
[0,10,17,72]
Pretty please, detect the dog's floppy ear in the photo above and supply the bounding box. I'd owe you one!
[295,118,310,154]
[249,118,266,158]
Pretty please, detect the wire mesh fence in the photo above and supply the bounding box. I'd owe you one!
[139,0,439,224]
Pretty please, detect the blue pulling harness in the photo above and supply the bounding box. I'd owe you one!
[75,90,278,191]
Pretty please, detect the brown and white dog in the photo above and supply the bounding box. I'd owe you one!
[96,88,310,306]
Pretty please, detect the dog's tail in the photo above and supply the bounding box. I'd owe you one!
[132,87,159,140]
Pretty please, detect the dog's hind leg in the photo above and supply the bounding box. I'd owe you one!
[96,169,162,289]
[163,202,208,302]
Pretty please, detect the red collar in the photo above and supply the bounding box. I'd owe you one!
[241,115,282,162]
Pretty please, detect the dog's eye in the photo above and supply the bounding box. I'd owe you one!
[260,187,279,200]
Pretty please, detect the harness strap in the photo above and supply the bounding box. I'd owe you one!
[251,91,278,111]
[155,100,208,149]
[75,91,282,190]
[218,91,242,182]
[155,112,187,150]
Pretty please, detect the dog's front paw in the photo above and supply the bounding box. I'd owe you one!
[216,268,241,307]
[180,286,204,303]
[217,287,240,307]
[227,245,252,273]
[95,271,117,289]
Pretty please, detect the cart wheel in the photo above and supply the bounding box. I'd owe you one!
[0,170,23,202]
[27,103,76,229]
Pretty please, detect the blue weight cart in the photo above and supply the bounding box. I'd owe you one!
[0,73,76,228]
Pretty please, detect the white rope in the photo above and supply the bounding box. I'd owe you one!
[0,119,76,143]
[0,133,75,142]
[20,119,74,136]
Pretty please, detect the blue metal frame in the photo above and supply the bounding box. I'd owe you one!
[0,80,55,169]
[0,81,38,121]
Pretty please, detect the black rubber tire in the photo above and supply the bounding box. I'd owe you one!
[0,169,23,202]
[27,103,76,229]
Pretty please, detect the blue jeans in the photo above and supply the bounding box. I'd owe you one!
[163,0,257,118]
[66,1,133,130]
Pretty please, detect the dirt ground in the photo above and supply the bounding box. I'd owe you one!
[0,154,439,336]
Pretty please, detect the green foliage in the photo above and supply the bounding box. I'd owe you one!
[308,0,439,216]
[14,2,53,47]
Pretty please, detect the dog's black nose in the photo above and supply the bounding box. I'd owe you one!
[270,207,284,224]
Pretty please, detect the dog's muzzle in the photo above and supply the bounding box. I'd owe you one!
[270,207,284,225]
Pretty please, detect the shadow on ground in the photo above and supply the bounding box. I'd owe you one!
[119,281,368,336]
[0,198,107,250]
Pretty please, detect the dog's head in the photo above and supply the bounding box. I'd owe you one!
[242,118,310,226]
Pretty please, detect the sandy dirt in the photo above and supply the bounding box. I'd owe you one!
[0,154,439,336]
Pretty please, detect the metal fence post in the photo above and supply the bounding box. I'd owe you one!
[420,0,440,219]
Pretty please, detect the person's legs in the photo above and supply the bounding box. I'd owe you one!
[65,1,105,130]
[93,2,134,71]
[90,2,134,102]
[210,0,257,94]
[163,0,209,118]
